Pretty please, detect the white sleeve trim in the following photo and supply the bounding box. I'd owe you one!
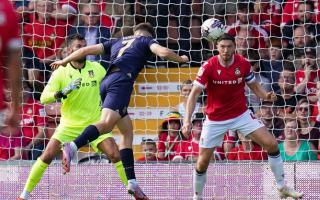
[8,38,22,50]
[62,4,77,14]
[246,76,256,84]
[193,80,206,89]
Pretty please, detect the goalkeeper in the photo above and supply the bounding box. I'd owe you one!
[18,34,128,200]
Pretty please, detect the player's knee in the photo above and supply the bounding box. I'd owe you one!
[107,150,120,163]
[40,152,54,164]
[196,158,210,172]
[265,139,279,153]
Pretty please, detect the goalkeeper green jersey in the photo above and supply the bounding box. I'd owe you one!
[41,61,106,128]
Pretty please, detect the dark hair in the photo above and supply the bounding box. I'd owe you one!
[141,138,157,147]
[237,2,254,13]
[299,1,315,11]
[217,33,235,44]
[283,60,295,72]
[133,23,155,38]
[66,34,86,46]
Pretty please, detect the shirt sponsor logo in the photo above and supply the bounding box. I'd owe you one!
[212,80,239,85]
[88,70,94,78]
[91,80,97,87]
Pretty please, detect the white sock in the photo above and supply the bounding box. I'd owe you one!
[268,153,285,189]
[128,179,137,185]
[70,142,78,153]
[20,190,30,199]
[193,169,207,197]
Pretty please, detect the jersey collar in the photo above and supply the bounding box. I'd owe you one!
[70,61,86,72]
[218,54,234,68]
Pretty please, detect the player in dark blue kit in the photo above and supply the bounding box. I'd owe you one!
[51,23,189,200]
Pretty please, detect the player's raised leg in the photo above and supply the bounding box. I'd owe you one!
[249,127,304,199]
[61,108,120,173]
[117,115,149,200]
[18,138,62,200]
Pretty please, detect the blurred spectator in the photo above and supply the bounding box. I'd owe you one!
[260,37,284,92]
[245,50,271,112]
[282,1,320,45]
[235,28,255,58]
[275,62,302,116]
[252,0,281,36]
[20,84,47,160]
[257,101,284,139]
[176,80,201,117]
[69,3,111,68]
[292,26,315,50]
[52,0,78,21]
[279,116,318,161]
[281,0,320,27]
[158,111,184,160]
[172,113,204,162]
[226,2,268,51]
[23,0,69,84]
[0,126,22,160]
[137,139,160,162]
[295,98,320,149]
[227,132,268,161]
[136,0,191,56]
[295,47,319,103]
[105,0,134,38]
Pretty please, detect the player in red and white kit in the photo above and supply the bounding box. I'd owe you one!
[182,34,304,200]
[0,0,22,131]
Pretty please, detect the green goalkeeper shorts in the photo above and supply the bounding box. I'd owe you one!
[52,125,113,153]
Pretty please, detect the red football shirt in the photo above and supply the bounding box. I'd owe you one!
[295,69,320,97]
[174,140,200,160]
[20,98,47,146]
[23,17,68,60]
[158,132,182,160]
[226,21,268,49]
[0,1,21,110]
[227,145,268,161]
[194,54,255,121]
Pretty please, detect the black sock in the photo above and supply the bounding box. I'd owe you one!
[120,148,136,180]
[74,125,100,149]
[268,150,280,157]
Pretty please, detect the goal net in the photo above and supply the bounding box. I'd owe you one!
[1,0,320,199]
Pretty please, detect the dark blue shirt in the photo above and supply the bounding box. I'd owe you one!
[102,36,157,80]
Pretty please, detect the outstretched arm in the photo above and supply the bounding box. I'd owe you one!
[50,44,104,69]
[247,80,277,102]
[182,85,202,139]
[149,43,189,63]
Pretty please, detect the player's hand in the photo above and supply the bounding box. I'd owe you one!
[50,60,68,70]
[180,55,189,63]
[182,120,192,139]
[62,78,82,96]
[265,91,277,102]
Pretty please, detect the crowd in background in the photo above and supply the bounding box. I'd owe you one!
[1,0,320,162]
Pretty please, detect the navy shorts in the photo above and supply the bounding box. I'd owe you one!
[100,72,133,117]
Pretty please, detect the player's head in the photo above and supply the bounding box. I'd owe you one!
[133,23,156,38]
[66,34,87,63]
[217,34,236,62]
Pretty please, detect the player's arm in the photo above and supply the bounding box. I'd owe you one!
[50,44,104,69]
[247,80,277,102]
[149,43,189,63]
[182,85,202,139]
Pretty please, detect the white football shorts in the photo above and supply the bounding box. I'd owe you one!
[199,109,264,148]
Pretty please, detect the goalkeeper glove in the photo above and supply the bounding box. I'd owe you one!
[55,78,82,99]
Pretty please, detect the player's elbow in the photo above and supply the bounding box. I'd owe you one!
[155,48,172,58]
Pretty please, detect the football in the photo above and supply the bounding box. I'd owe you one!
[201,18,225,42]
